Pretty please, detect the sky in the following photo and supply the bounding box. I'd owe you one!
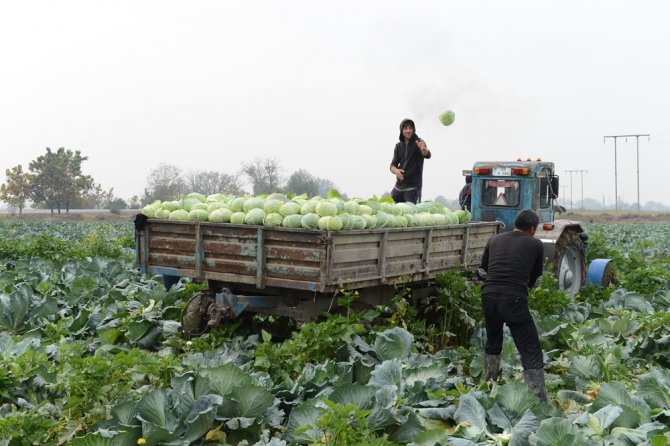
[1,0,669,207]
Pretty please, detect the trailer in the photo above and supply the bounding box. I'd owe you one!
[134,215,500,334]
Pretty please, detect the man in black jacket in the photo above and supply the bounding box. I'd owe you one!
[389,119,431,203]
[459,175,472,210]
[479,209,547,400]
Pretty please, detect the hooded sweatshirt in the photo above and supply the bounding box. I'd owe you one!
[390,119,431,190]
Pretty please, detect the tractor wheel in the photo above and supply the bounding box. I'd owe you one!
[554,229,586,294]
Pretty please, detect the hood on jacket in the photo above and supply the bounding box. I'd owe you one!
[399,118,420,142]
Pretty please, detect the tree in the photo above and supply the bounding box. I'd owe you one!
[316,178,337,197]
[128,195,142,209]
[28,147,93,214]
[285,169,320,197]
[184,170,246,196]
[143,163,185,203]
[0,165,32,215]
[74,182,108,209]
[107,195,127,215]
[242,158,283,195]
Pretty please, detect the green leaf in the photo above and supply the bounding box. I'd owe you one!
[327,188,342,199]
[637,369,670,410]
[453,393,487,440]
[564,355,601,389]
[611,422,667,446]
[0,285,32,332]
[651,434,669,446]
[368,359,402,390]
[373,327,414,360]
[495,382,539,415]
[528,417,584,446]
[586,404,622,436]
[284,401,324,443]
[510,409,539,446]
[593,382,649,428]
[111,401,139,426]
[194,363,252,398]
[404,363,450,388]
[135,389,181,435]
[186,394,223,423]
[219,385,274,419]
[408,428,451,446]
[68,427,141,446]
[556,390,591,405]
[126,320,152,342]
[327,383,375,410]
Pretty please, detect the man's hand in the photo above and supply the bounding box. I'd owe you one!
[393,168,405,181]
[417,139,429,156]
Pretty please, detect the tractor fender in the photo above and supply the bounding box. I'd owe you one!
[586,258,616,286]
[534,219,585,262]
[534,219,587,293]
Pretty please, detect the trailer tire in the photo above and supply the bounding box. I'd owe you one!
[181,292,214,339]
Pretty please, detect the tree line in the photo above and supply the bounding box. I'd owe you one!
[142,157,337,203]
[0,147,127,215]
[1,149,338,214]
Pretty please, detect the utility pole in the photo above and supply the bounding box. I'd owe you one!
[560,185,568,207]
[604,134,650,211]
[566,169,588,209]
[565,170,574,211]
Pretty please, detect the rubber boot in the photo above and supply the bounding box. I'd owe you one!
[523,368,548,401]
[484,354,501,381]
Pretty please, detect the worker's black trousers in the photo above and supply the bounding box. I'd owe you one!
[481,293,544,370]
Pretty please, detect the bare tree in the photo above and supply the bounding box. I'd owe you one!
[143,163,185,203]
[128,195,142,209]
[184,170,222,195]
[218,173,246,195]
[184,170,246,196]
[241,158,284,195]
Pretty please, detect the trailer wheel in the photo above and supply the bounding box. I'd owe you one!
[181,292,214,339]
[554,229,586,294]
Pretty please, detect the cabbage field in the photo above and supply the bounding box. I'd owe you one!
[0,220,669,445]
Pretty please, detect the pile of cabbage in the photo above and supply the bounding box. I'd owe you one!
[141,191,471,231]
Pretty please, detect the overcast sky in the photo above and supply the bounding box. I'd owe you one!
[1,0,669,207]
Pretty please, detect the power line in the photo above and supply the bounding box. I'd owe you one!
[566,170,588,209]
[564,170,574,211]
[603,134,650,211]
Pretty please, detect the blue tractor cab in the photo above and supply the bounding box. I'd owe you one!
[468,159,560,230]
[464,159,612,294]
